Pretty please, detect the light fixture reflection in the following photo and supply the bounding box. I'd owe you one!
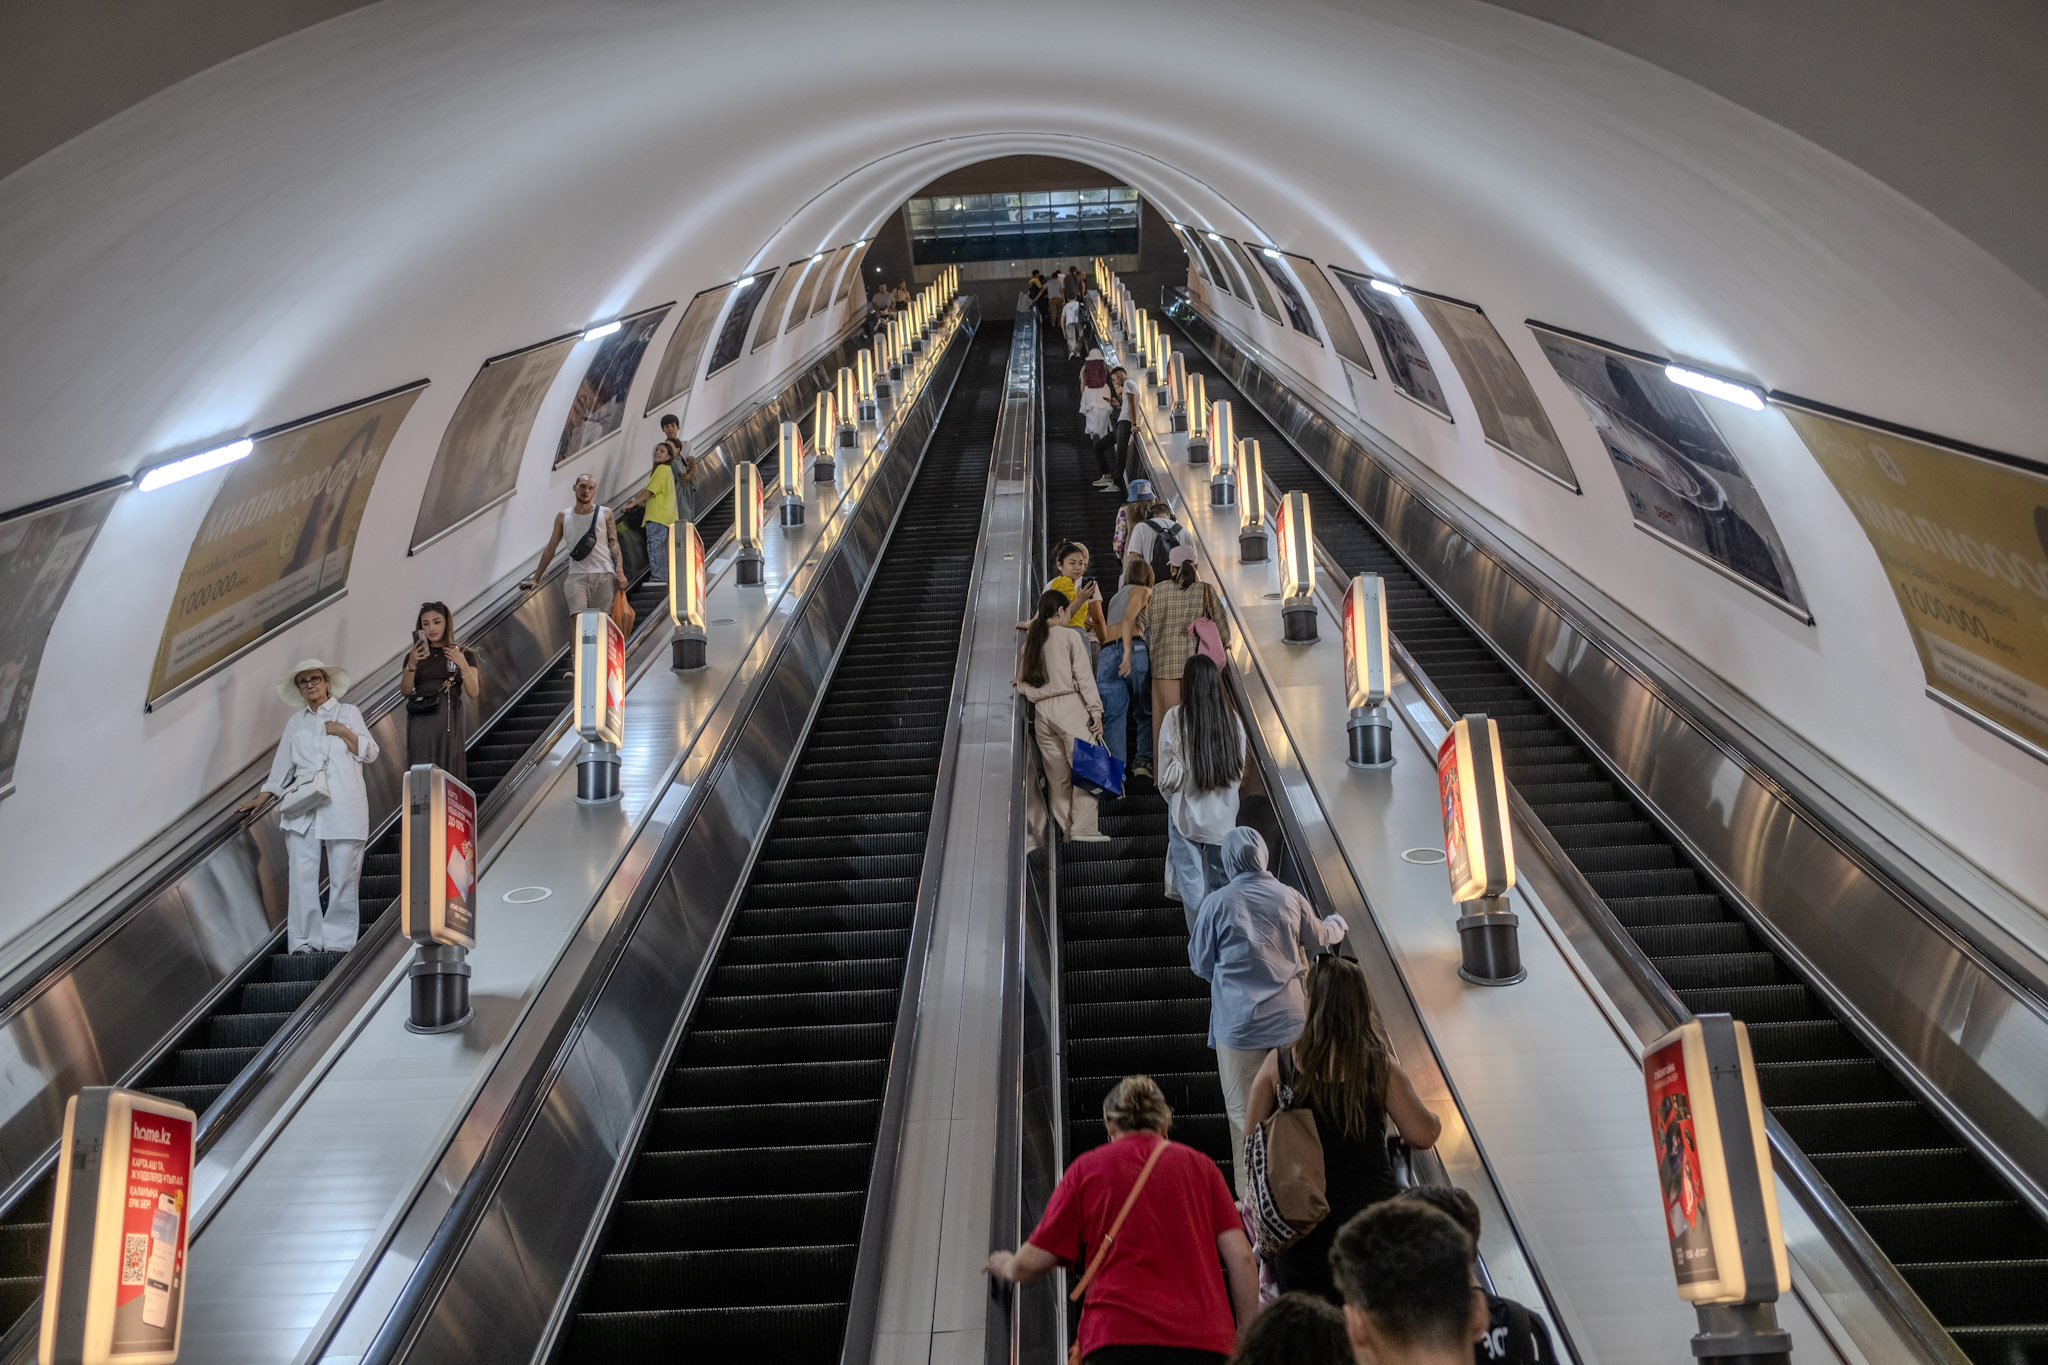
[138,438,253,492]
[1665,364,1765,410]
[1369,279,1404,298]
[583,321,622,341]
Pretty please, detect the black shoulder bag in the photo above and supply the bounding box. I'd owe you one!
[569,508,601,561]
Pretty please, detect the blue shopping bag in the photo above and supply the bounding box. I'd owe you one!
[1071,737,1125,800]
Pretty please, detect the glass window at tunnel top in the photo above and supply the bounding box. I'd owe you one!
[1330,268,1453,418]
[1223,238,1282,322]
[704,268,776,378]
[902,186,1138,265]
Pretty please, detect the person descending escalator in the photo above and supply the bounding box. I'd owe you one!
[1244,957,1442,1305]
[402,601,480,782]
[1014,588,1109,844]
[1189,828,1349,1194]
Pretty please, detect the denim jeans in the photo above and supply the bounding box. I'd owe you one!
[645,520,671,581]
[1095,639,1151,767]
[1166,818,1226,925]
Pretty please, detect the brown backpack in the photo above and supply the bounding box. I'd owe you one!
[1244,1049,1328,1256]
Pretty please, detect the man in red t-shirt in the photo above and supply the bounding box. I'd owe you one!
[986,1077,1258,1363]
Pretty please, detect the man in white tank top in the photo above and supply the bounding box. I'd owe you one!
[520,472,626,611]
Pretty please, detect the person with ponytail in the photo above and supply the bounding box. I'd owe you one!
[1157,651,1245,910]
[1014,588,1110,842]
[1243,957,1442,1304]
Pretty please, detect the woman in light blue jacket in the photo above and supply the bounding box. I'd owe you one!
[1189,826,1348,1193]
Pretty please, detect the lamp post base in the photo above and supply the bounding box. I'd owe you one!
[1186,437,1210,465]
[1348,711,1394,768]
[813,460,836,483]
[1172,405,1188,432]
[780,501,804,528]
[859,400,878,422]
[1210,477,1236,508]
[1240,528,1269,563]
[737,553,764,586]
[1690,1303,1792,1363]
[838,426,858,450]
[575,740,621,804]
[1282,601,1318,644]
[1456,898,1525,985]
[404,943,472,1034]
[672,633,706,671]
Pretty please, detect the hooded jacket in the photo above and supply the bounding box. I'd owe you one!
[1188,829,1348,1049]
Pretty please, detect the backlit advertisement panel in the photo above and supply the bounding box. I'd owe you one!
[1645,1036,1717,1287]
[574,610,626,747]
[401,765,478,948]
[1436,715,1513,902]
[1778,399,2048,756]
[1404,293,1576,489]
[411,331,580,552]
[148,383,427,705]
[555,304,672,467]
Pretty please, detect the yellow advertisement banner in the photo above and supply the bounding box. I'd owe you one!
[1782,404,2048,752]
[148,384,426,704]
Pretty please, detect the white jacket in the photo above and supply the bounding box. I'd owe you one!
[261,698,379,840]
[1158,706,1245,843]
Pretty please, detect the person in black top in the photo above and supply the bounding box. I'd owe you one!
[1398,1185,1557,1365]
[402,600,480,781]
[1243,956,1442,1302]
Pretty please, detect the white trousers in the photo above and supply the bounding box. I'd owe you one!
[1218,1042,1274,1196]
[284,830,365,953]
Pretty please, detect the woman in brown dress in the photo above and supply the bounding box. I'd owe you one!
[403,601,480,782]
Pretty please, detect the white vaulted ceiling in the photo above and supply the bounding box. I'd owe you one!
[0,0,2044,940]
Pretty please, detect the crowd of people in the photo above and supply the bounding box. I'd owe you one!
[1005,271,1556,1364]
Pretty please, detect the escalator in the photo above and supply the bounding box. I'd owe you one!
[555,320,1010,1363]
[1161,310,2048,1365]
[1036,322,1231,1177]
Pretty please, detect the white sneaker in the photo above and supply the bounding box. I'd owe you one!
[1091,476,1114,489]
[1070,832,1112,842]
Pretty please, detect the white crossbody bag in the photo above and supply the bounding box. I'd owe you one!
[276,762,331,819]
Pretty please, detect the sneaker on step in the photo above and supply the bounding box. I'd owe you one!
[1070,832,1112,842]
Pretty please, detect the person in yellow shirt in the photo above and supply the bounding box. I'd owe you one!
[622,441,682,583]
[1043,540,1107,641]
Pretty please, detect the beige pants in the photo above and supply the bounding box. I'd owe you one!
[563,571,614,613]
[1218,1042,1274,1196]
[1034,713,1100,839]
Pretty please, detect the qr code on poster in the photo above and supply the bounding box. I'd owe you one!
[122,1233,148,1285]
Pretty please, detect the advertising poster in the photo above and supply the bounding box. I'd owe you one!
[605,612,625,732]
[705,268,779,378]
[818,242,858,315]
[1251,251,1321,342]
[1645,1037,1718,1286]
[555,304,672,467]
[148,384,426,705]
[750,261,811,355]
[441,773,476,945]
[0,483,119,797]
[1404,295,1577,489]
[1781,403,2048,752]
[112,1106,191,1349]
[1190,233,1238,298]
[1532,327,1807,615]
[1223,238,1283,323]
[1436,731,1472,899]
[643,282,740,418]
[1333,270,1456,419]
[411,333,580,552]
[1283,254,1377,374]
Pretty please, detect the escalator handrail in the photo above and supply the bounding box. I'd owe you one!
[346,299,982,1365]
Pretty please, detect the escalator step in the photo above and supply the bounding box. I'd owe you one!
[1068,999,1210,1036]
[728,903,914,937]
[1740,1019,1858,1063]
[1650,952,1786,990]
[1853,1201,2048,1263]
[1064,967,1210,1003]
[719,930,911,965]
[678,1023,894,1068]
[1894,1259,2048,1327]
[1771,1100,1947,1152]
[206,1010,291,1049]
[1806,1148,2007,1205]
[606,1191,866,1253]
[669,1060,889,1105]
[690,987,898,1031]
[566,1303,846,1361]
[645,1099,882,1149]
[581,1243,858,1311]
[1754,1058,1902,1106]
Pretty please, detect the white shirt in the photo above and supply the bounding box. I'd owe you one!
[1121,377,1142,420]
[561,503,613,576]
[1062,299,1083,325]
[1048,276,1065,300]
[1158,706,1245,843]
[262,697,378,840]
[1125,515,1175,569]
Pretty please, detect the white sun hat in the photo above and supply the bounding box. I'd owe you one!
[276,658,351,708]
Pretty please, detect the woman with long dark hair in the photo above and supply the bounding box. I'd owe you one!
[1145,543,1229,758]
[1013,588,1108,843]
[402,601,480,781]
[1158,651,1244,913]
[1242,957,1442,1303]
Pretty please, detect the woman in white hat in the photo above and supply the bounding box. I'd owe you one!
[234,660,379,953]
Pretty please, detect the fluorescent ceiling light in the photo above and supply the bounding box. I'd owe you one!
[1369,279,1404,297]
[583,321,622,341]
[1207,232,1222,241]
[856,239,867,247]
[811,253,823,263]
[737,275,755,288]
[1262,247,1281,259]
[1665,363,1764,410]
[138,438,253,492]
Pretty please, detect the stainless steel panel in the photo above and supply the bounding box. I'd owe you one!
[325,306,982,1365]
[1168,299,2048,1221]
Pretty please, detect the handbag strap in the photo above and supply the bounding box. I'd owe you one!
[1068,1136,1170,1302]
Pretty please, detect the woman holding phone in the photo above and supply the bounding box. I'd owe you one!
[403,601,480,781]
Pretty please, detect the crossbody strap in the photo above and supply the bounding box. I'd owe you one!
[1069,1137,1170,1301]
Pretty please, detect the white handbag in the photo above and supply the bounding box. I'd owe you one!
[276,765,331,819]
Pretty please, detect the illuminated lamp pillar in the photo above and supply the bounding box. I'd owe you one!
[778,421,807,525]
[1155,335,1176,411]
[1438,714,1524,984]
[733,459,765,585]
[669,521,707,670]
[1168,352,1188,429]
[1342,574,1394,767]
[1145,320,1164,389]
[856,350,879,422]
[1185,374,1210,460]
[572,612,625,804]
[910,297,926,354]
[810,394,838,483]
[1642,1016,1793,1364]
[885,320,904,382]
[1275,490,1317,643]
[1238,437,1269,563]
[401,763,479,1029]
[1208,405,1237,504]
[834,368,859,449]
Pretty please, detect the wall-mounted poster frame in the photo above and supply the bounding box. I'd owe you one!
[553,302,672,468]
[1403,289,1578,491]
[1773,391,2048,759]
[750,262,810,354]
[1170,224,1216,290]
[643,281,740,418]
[1185,228,1236,297]
[1329,268,1451,419]
[829,242,869,308]
[1529,321,1807,619]
[147,380,429,709]
[1281,252,1373,371]
[410,329,582,553]
[0,479,125,800]
[1222,237,1282,323]
[1248,246,1321,342]
[704,268,779,378]
[783,252,835,334]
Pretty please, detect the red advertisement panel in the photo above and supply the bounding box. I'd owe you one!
[442,775,476,944]
[1645,1037,1718,1286]
[111,1108,192,1349]
[1437,731,1471,897]
[603,613,625,744]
